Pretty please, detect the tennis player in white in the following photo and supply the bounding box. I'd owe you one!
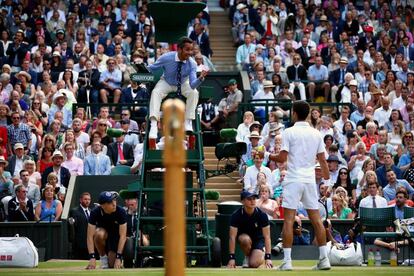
[268,101,331,270]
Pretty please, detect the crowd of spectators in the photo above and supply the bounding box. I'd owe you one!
[0,0,413,259]
[220,0,414,244]
[0,0,214,222]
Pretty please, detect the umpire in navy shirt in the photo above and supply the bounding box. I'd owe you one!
[227,191,273,268]
[86,191,127,269]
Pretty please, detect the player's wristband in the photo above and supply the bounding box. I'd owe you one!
[265,253,271,260]
[89,253,96,259]
[116,253,122,259]
[228,254,235,260]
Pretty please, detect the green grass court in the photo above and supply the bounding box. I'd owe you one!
[0,260,413,276]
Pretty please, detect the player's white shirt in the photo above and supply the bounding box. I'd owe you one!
[281,121,326,184]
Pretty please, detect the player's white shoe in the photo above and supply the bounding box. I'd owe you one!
[312,257,331,270]
[100,255,109,269]
[276,260,292,271]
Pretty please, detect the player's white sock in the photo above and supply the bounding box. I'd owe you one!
[283,248,292,261]
[319,245,328,259]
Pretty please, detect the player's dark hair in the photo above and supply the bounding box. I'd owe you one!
[292,100,310,121]
[177,37,193,49]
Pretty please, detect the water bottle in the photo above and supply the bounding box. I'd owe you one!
[367,249,375,266]
[390,250,398,267]
[375,249,382,266]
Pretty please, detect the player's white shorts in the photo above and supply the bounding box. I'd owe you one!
[281,182,319,210]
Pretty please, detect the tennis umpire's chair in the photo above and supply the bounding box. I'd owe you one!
[359,207,401,263]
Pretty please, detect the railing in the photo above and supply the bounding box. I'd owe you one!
[72,102,149,121]
[238,100,351,123]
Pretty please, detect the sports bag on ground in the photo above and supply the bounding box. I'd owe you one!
[327,241,363,266]
[0,235,38,267]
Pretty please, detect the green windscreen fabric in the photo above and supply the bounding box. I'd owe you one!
[148,1,206,43]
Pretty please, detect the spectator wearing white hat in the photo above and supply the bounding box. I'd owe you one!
[48,90,73,127]
[252,80,275,124]
[41,150,71,188]
[6,142,31,179]
[232,4,249,46]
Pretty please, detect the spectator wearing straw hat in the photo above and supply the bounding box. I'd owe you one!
[241,129,266,168]
[329,57,353,103]
[48,90,73,127]
[252,80,275,124]
[41,150,70,188]
[6,143,31,178]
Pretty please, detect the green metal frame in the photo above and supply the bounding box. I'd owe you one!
[130,112,211,265]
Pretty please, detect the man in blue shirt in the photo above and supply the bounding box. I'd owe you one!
[99,57,122,114]
[147,37,208,139]
[397,142,414,172]
[48,90,73,128]
[393,190,408,220]
[376,152,403,187]
[307,57,330,102]
[383,169,414,202]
